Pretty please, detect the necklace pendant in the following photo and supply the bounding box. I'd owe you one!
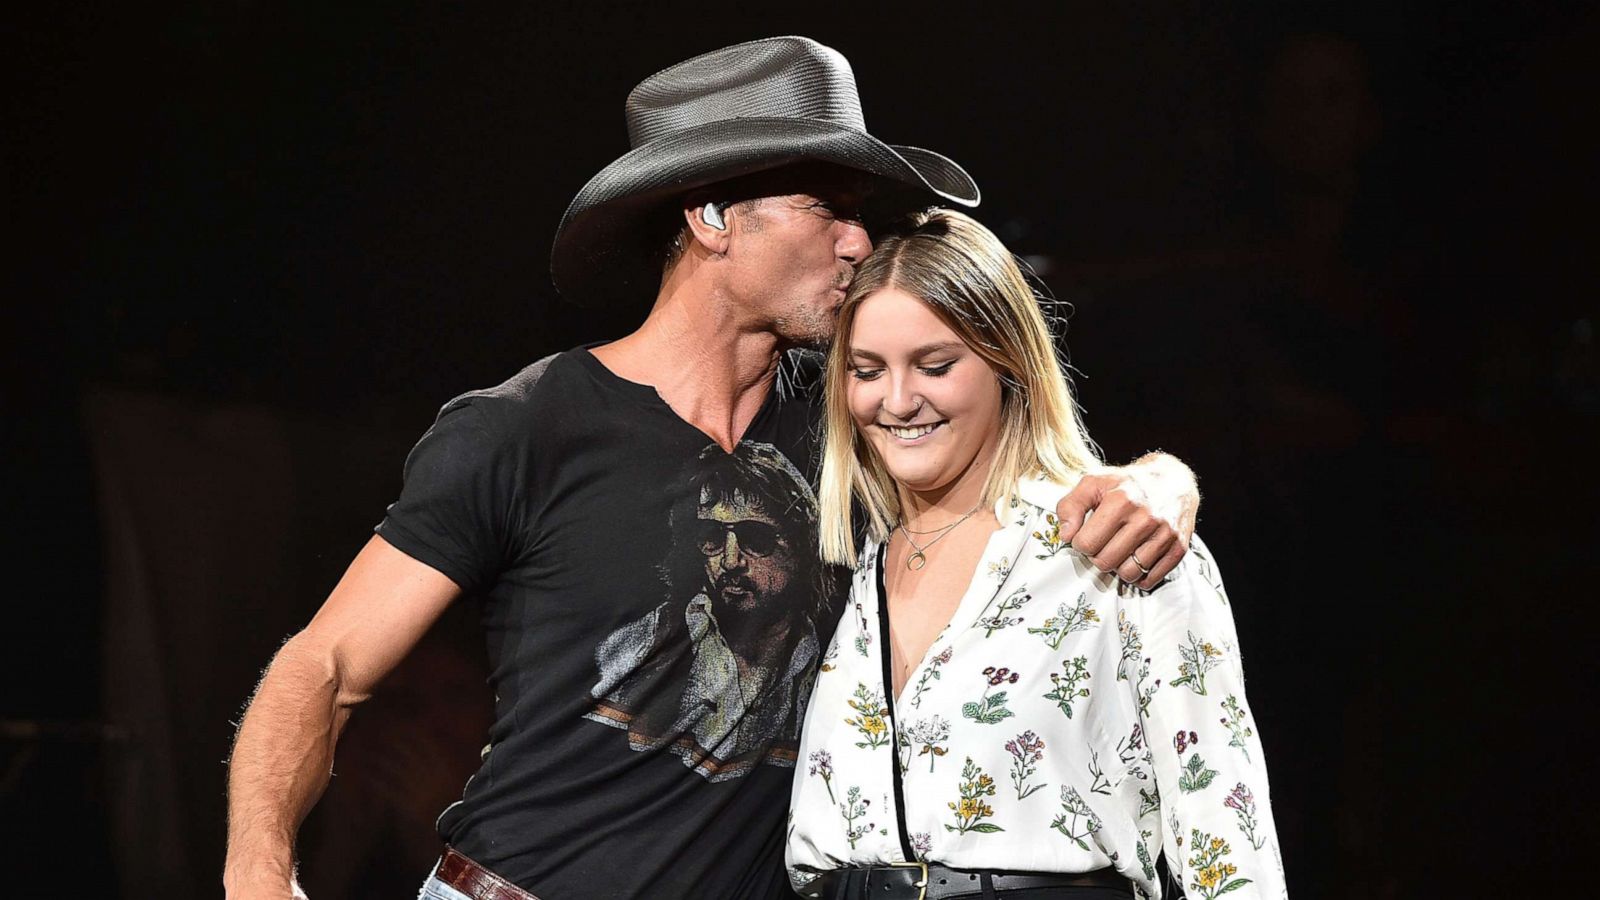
[907,551,927,571]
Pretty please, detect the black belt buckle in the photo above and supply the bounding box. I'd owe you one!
[870,861,929,900]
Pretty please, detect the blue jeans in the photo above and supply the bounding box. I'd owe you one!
[417,859,472,900]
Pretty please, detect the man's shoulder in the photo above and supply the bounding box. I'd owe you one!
[410,353,589,461]
[439,352,568,420]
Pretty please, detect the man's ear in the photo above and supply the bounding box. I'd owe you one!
[683,201,733,255]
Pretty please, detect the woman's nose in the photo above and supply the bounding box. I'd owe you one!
[883,373,922,421]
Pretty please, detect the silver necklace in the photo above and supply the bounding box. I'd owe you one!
[897,503,981,571]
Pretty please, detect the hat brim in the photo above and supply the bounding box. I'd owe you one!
[551,117,980,305]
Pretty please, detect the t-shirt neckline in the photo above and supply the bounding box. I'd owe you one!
[572,343,784,449]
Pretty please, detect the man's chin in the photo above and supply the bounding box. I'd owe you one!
[788,332,832,352]
[774,308,839,350]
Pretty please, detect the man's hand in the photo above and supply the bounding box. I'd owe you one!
[1054,453,1199,590]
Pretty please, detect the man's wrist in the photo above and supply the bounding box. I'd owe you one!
[223,855,298,894]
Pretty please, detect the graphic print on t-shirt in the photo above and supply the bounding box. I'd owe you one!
[584,441,825,782]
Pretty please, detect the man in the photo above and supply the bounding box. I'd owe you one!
[224,37,1197,900]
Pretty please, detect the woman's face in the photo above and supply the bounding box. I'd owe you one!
[845,287,1005,498]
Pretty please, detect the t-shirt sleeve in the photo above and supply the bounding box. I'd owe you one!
[375,398,521,593]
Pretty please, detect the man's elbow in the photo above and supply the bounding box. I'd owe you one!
[264,630,372,712]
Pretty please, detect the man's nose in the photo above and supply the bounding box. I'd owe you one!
[837,219,872,264]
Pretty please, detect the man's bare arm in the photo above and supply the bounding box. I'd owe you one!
[1054,451,1200,590]
[223,535,461,899]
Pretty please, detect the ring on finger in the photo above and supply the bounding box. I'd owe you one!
[1130,551,1152,578]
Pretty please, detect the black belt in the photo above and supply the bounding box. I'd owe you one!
[804,863,1131,900]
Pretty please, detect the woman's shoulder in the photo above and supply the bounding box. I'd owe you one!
[1169,532,1230,600]
[1008,474,1083,519]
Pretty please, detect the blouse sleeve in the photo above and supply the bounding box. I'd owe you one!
[1132,536,1287,899]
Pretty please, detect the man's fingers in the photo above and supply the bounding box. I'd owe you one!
[1070,484,1131,557]
[1114,556,1145,584]
[1093,517,1158,576]
[1112,531,1166,584]
[1054,480,1101,542]
[1057,469,1191,587]
[1138,539,1188,590]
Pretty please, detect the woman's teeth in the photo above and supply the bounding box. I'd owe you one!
[888,423,938,440]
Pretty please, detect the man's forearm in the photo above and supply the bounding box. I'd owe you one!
[224,634,355,896]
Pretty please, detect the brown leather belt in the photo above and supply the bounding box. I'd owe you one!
[435,847,543,900]
[806,863,1131,900]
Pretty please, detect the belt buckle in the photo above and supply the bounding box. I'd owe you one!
[886,860,928,900]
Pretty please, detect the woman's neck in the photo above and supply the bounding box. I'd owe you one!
[897,452,996,530]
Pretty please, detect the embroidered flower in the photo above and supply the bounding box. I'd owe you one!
[944,757,1004,833]
[808,750,835,803]
[962,666,1019,724]
[1004,730,1047,800]
[1026,592,1100,650]
[1186,829,1251,899]
[1224,782,1265,850]
[1042,656,1091,718]
[1049,785,1102,850]
[844,683,891,749]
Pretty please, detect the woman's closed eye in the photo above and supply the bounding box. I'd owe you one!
[849,361,955,380]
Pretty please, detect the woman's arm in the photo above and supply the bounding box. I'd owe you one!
[1134,537,1287,899]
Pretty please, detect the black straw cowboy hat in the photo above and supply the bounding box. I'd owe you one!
[550,36,981,305]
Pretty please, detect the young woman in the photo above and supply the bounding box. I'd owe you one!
[786,210,1286,900]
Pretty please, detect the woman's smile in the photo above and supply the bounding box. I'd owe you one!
[880,421,947,443]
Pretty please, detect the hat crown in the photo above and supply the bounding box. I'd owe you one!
[625,36,867,148]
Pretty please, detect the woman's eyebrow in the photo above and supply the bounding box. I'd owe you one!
[848,341,965,362]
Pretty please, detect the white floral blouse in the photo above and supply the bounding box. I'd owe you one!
[787,478,1287,899]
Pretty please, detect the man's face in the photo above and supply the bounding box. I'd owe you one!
[721,176,874,348]
[695,488,795,628]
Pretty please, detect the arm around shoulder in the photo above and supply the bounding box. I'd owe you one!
[1051,450,1199,589]
[223,535,461,899]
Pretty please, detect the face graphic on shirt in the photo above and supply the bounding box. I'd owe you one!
[585,441,829,781]
[695,488,798,647]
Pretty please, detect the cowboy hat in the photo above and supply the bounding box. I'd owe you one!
[550,36,980,305]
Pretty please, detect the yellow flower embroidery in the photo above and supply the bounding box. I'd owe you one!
[945,757,1004,834]
[1186,828,1251,899]
[844,683,892,749]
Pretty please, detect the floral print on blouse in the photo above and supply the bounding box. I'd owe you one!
[786,478,1287,899]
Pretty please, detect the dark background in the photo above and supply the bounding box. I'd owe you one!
[6,2,1596,897]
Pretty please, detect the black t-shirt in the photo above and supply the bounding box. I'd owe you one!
[376,347,845,899]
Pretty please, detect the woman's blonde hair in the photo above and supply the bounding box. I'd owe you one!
[817,209,1102,566]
